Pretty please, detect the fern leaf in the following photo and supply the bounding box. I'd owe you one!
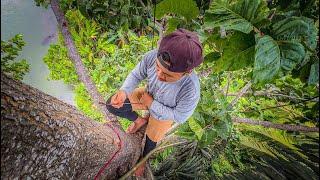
[239,135,279,158]
[240,125,308,159]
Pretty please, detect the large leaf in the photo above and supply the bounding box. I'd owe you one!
[204,0,269,34]
[210,32,255,72]
[272,17,318,51]
[279,41,306,71]
[188,117,204,140]
[155,0,199,21]
[308,62,319,85]
[253,35,281,84]
[241,125,308,159]
[240,135,278,158]
[302,17,318,51]
[165,17,183,34]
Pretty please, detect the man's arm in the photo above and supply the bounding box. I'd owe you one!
[119,51,154,95]
[149,86,200,124]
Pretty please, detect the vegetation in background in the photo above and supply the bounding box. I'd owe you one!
[43,9,154,122]
[35,0,319,179]
[1,34,30,80]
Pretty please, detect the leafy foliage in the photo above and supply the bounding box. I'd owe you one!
[35,0,153,37]
[204,0,269,34]
[253,34,281,84]
[155,0,199,21]
[38,1,319,179]
[1,34,30,80]
[207,32,255,73]
[203,0,318,86]
[43,10,153,121]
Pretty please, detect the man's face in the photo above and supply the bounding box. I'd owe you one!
[156,59,185,82]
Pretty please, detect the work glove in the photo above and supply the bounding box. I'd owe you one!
[111,90,126,108]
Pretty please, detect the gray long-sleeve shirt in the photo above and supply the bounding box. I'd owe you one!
[120,49,200,124]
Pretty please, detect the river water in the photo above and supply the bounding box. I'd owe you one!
[1,0,75,105]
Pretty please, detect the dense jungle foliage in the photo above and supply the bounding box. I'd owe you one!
[1,34,30,80]
[9,0,319,179]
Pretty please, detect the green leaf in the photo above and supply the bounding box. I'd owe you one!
[240,135,278,158]
[272,17,318,51]
[155,0,199,21]
[302,17,318,51]
[308,62,319,85]
[212,32,255,72]
[215,119,232,140]
[200,129,217,147]
[166,17,183,34]
[204,0,269,34]
[188,117,204,140]
[253,35,281,84]
[204,52,221,63]
[279,41,305,71]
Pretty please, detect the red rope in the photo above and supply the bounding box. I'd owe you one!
[94,124,122,180]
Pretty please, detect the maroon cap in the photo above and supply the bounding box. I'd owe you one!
[158,28,203,73]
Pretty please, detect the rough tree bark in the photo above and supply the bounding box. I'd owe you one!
[1,74,143,179]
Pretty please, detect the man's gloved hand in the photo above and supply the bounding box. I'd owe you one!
[140,92,153,108]
[111,90,126,108]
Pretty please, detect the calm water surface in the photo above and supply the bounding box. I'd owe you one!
[1,0,75,105]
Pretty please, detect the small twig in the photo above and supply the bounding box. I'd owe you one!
[225,72,231,97]
[268,9,276,21]
[228,82,252,109]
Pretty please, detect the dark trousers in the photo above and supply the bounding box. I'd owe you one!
[106,96,156,157]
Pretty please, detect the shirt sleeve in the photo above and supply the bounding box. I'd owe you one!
[149,84,200,124]
[119,51,154,95]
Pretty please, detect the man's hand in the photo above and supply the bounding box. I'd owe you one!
[140,92,153,108]
[111,90,127,108]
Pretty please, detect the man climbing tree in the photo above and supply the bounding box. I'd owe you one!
[106,28,204,176]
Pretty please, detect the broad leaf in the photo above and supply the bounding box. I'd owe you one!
[204,52,220,63]
[215,118,232,140]
[211,32,255,72]
[279,41,305,71]
[155,0,199,21]
[188,117,204,140]
[302,17,318,51]
[166,17,183,34]
[253,35,281,84]
[204,0,269,34]
[308,62,319,85]
[272,17,317,51]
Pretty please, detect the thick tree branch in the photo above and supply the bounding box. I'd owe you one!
[50,0,118,124]
[226,91,319,102]
[233,117,319,132]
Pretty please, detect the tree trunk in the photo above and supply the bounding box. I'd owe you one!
[1,74,143,179]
